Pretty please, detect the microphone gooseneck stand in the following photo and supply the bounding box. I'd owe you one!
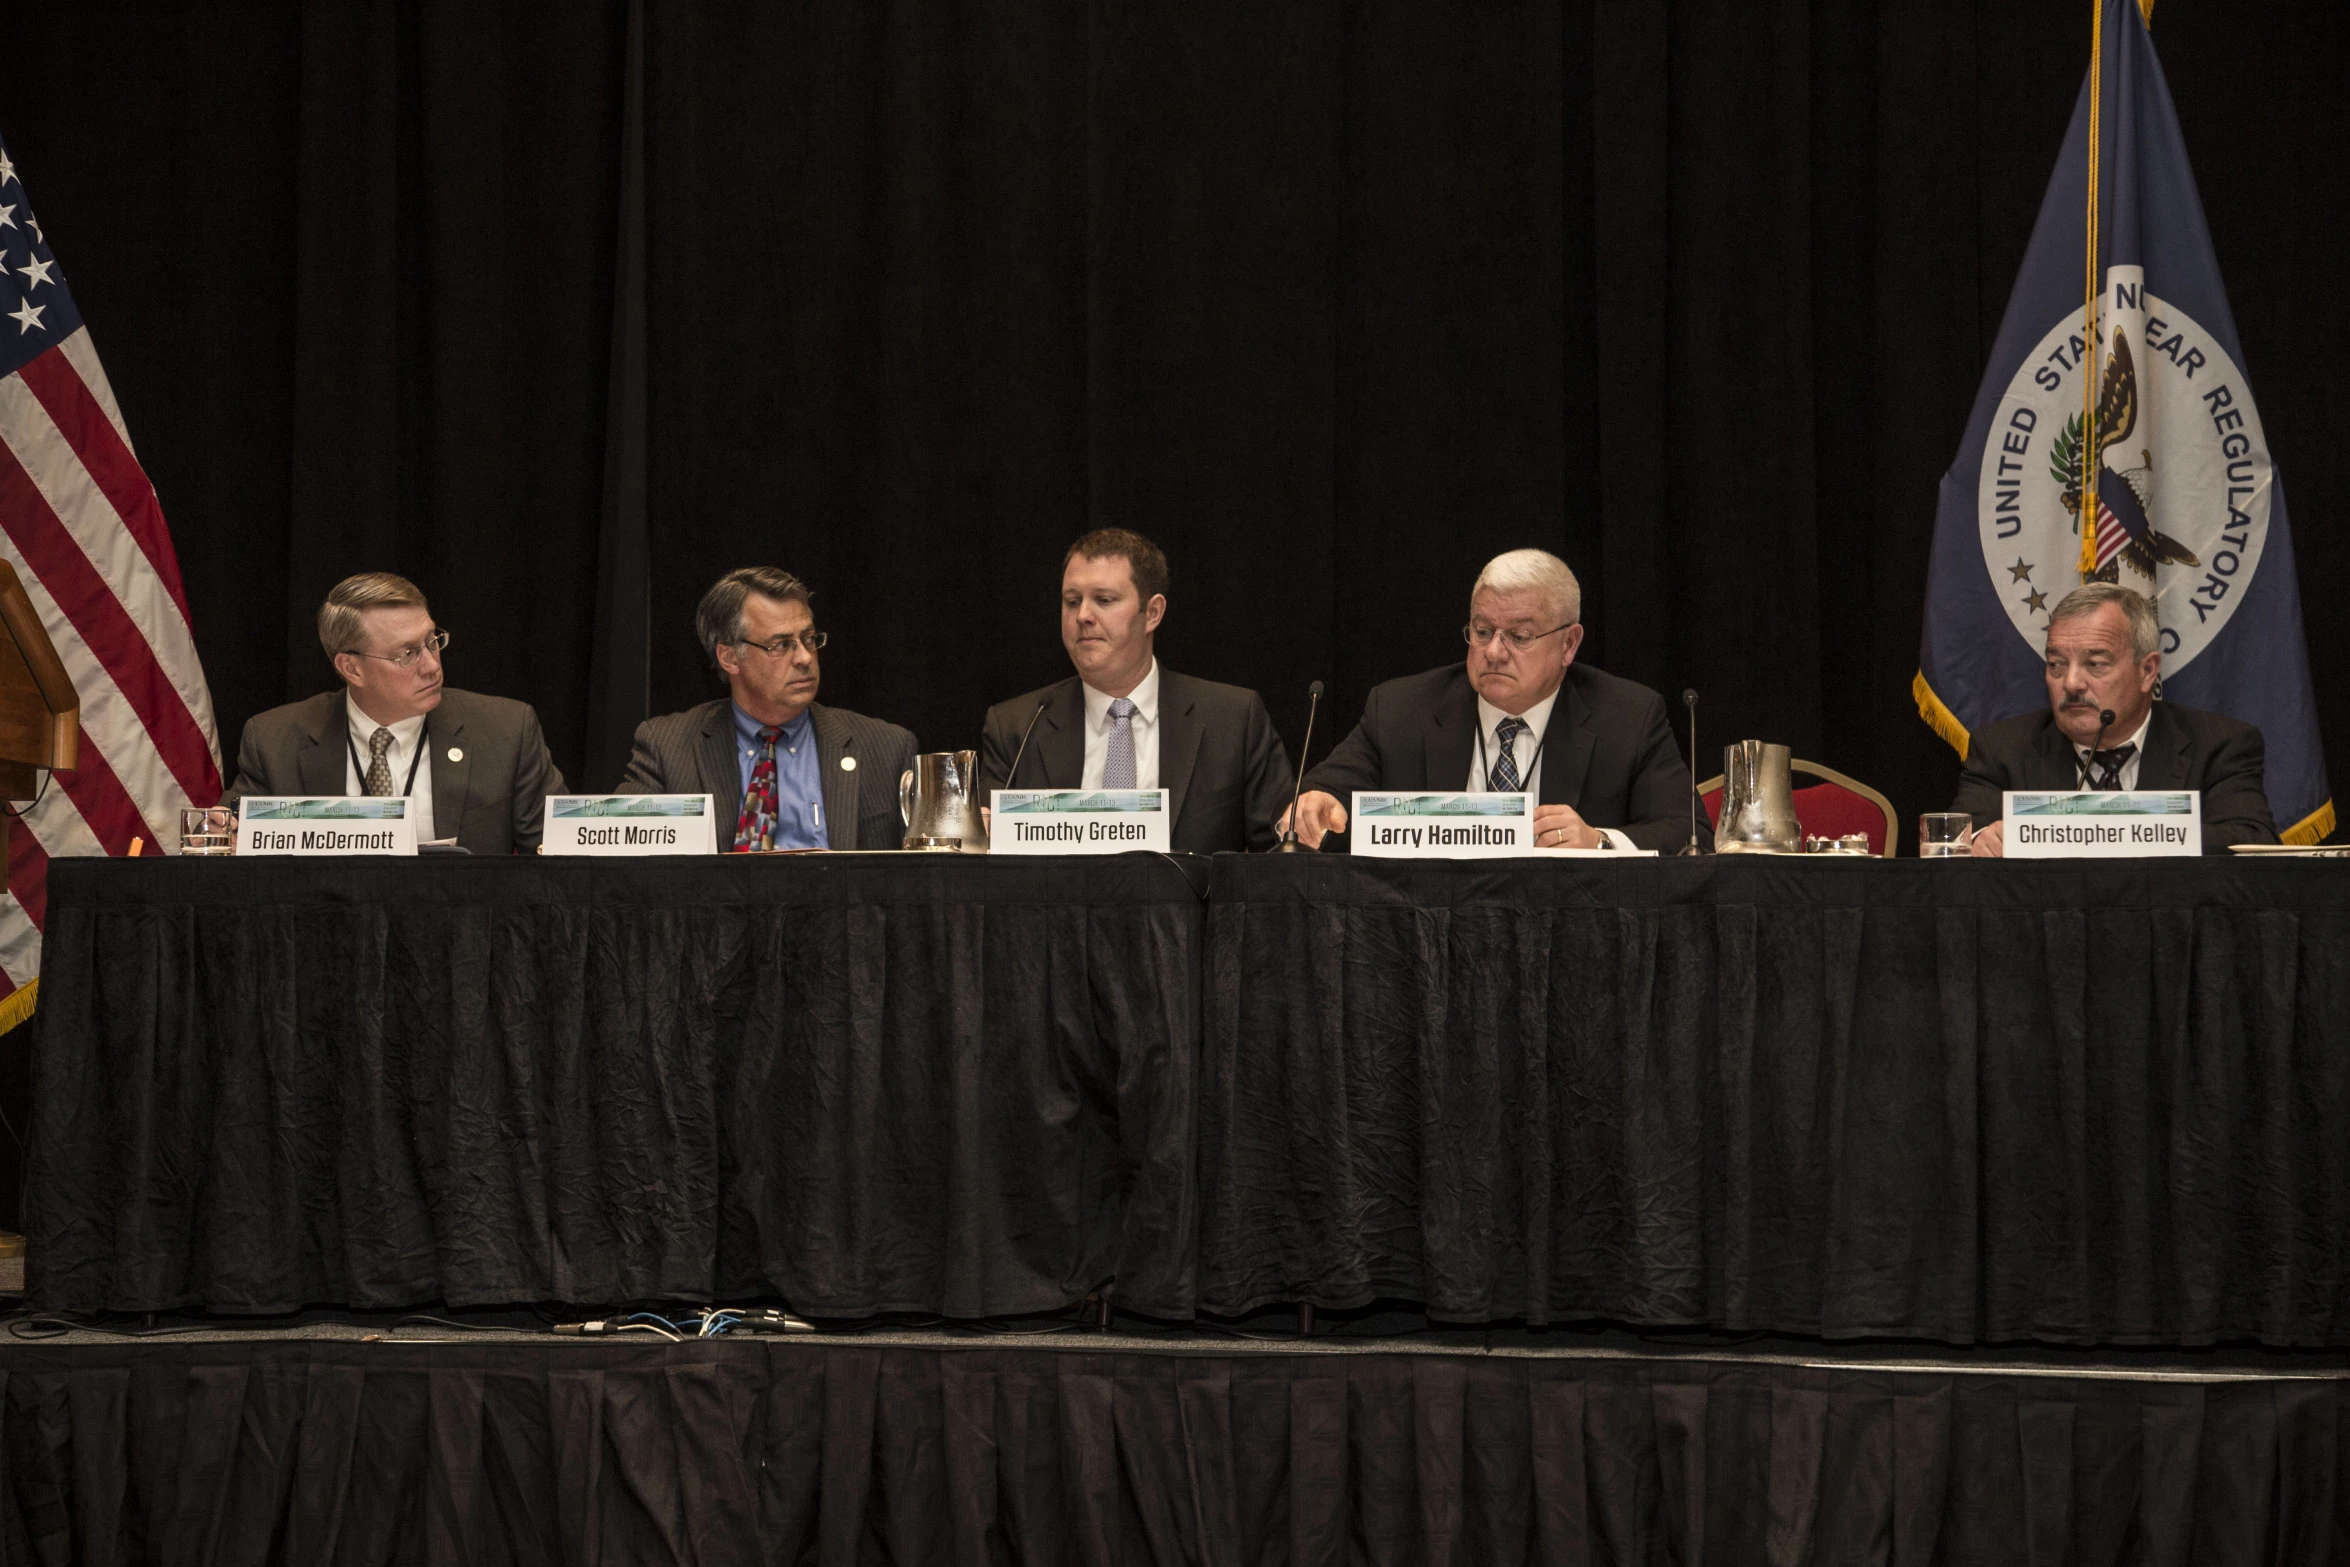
[1274,680,1325,853]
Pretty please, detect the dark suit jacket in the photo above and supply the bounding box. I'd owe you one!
[1952,700,2278,850]
[223,687,564,854]
[1303,662,1706,853]
[616,699,919,850]
[977,669,1294,853]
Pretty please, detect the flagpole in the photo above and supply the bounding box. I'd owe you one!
[2079,0,2106,578]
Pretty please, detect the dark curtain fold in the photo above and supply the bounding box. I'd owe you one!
[25,856,1202,1317]
[2,4,2343,814]
[3,1338,2346,1565]
[1199,855,2350,1344]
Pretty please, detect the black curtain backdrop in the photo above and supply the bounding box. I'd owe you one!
[0,4,2342,823]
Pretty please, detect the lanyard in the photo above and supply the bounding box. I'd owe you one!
[347,723,430,798]
[1473,709,1551,795]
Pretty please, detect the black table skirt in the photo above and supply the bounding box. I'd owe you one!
[2,1337,2341,1565]
[28,854,1204,1317]
[1199,857,2350,1344]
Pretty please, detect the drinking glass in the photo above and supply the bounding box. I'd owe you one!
[1918,812,1974,859]
[180,805,238,856]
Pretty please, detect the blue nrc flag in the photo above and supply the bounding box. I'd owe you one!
[1916,0,2331,843]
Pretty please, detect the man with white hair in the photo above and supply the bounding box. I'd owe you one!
[1285,548,1703,852]
[1952,581,2276,855]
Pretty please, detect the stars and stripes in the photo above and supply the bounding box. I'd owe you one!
[2089,469,2151,571]
[0,132,221,1026]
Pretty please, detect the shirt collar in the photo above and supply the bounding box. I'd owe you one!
[1083,658,1160,731]
[734,701,815,748]
[1475,685,1562,750]
[345,694,428,748]
[2072,706,2153,758]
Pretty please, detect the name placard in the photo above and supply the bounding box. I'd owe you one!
[2002,790,2202,857]
[238,797,418,856]
[990,790,1171,854]
[1351,792,1535,858]
[543,795,718,855]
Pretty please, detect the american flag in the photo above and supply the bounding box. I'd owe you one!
[0,134,220,1027]
[2090,469,2152,572]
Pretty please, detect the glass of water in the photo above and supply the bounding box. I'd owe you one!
[180,805,237,856]
[1918,812,1974,858]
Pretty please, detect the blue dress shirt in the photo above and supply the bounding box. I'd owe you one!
[734,703,828,850]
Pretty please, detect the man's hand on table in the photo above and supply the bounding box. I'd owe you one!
[1281,790,1347,849]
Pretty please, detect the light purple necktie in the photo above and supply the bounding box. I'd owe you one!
[1104,697,1137,789]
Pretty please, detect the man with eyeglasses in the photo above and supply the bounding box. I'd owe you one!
[617,566,917,850]
[1951,581,2275,855]
[1284,547,1704,852]
[223,571,565,852]
[978,528,1293,852]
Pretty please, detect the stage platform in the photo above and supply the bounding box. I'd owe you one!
[2,1305,2343,1564]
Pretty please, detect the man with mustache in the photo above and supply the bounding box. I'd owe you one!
[224,572,564,853]
[978,529,1293,852]
[618,566,918,850]
[1952,581,2277,855]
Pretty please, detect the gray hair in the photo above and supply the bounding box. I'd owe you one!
[1471,548,1582,627]
[318,572,428,659]
[695,566,812,664]
[2047,581,2159,659]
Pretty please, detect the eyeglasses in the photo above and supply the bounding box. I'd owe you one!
[737,630,828,658]
[352,629,452,669]
[1463,620,1573,654]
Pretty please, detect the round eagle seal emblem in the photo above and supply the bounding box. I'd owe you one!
[1976,264,2271,669]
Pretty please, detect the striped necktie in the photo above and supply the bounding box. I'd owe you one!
[1488,716,1528,792]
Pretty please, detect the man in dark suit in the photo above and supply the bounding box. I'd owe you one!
[224,572,564,854]
[1954,581,2277,855]
[1287,548,1701,853]
[978,529,1292,853]
[617,567,917,850]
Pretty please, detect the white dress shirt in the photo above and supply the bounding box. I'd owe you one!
[1080,658,1161,790]
[343,695,437,842]
[2072,708,2152,791]
[1467,686,1634,849]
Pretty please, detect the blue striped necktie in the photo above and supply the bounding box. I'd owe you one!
[1488,716,1528,792]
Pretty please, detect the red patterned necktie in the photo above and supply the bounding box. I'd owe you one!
[733,725,783,851]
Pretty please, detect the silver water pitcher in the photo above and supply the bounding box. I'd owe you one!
[899,750,989,851]
[1715,740,1803,854]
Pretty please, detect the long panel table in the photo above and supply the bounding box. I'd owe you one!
[28,854,1204,1317]
[31,851,2350,1346]
[1199,855,2350,1344]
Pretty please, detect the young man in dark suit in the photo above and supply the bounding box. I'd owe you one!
[617,567,918,851]
[1953,581,2277,855]
[223,573,564,854]
[1285,548,1702,853]
[977,529,1293,853]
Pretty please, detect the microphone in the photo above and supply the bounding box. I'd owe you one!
[1003,699,1049,790]
[1275,680,1325,853]
[1679,688,1702,856]
[2076,706,2118,788]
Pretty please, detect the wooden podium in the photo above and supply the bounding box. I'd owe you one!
[0,560,78,853]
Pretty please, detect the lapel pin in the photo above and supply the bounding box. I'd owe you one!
[840,755,857,771]
[446,747,464,763]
